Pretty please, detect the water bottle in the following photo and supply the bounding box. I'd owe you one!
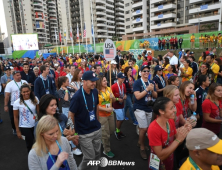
[190,112,197,121]
[190,94,195,105]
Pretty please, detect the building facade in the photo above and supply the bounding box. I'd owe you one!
[3,0,66,48]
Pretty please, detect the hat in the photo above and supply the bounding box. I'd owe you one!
[5,66,11,71]
[117,72,126,79]
[111,60,117,64]
[82,71,99,81]
[140,65,149,71]
[186,128,222,154]
[154,65,163,72]
[190,51,194,54]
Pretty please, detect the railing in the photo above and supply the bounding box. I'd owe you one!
[189,12,220,19]
[189,2,221,10]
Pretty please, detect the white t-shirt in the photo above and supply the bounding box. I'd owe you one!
[169,55,178,66]
[178,63,184,76]
[66,73,73,83]
[5,80,28,105]
[13,97,39,128]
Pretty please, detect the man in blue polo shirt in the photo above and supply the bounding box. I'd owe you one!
[133,65,157,160]
[69,71,101,170]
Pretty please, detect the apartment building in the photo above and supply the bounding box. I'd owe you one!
[67,0,125,44]
[188,0,222,32]
[3,0,65,48]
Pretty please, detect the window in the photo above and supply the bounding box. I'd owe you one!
[125,3,129,7]
[126,18,130,21]
[125,10,130,14]
[126,25,130,29]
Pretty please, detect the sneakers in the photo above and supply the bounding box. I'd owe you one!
[103,151,115,158]
[125,116,129,120]
[114,131,121,140]
[140,149,147,160]
[0,119,3,124]
[133,121,138,126]
[119,131,126,138]
[72,148,82,156]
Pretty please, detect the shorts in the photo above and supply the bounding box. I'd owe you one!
[114,108,124,121]
[134,109,152,128]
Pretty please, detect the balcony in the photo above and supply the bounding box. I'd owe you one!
[132,1,143,9]
[189,0,209,4]
[116,26,124,30]
[33,2,42,7]
[48,1,55,5]
[132,18,143,24]
[107,14,114,18]
[116,22,124,25]
[116,17,124,21]
[107,25,115,28]
[97,35,107,38]
[34,7,43,11]
[97,29,107,33]
[115,12,124,16]
[96,11,106,16]
[35,17,44,21]
[116,7,124,12]
[107,20,115,23]
[97,17,106,22]
[106,9,114,13]
[150,13,176,21]
[151,3,177,13]
[108,30,115,33]
[132,9,143,16]
[133,26,144,32]
[49,13,57,17]
[48,5,56,9]
[189,13,221,24]
[97,23,107,27]
[150,0,172,4]
[106,3,114,8]
[115,2,124,7]
[96,5,106,10]
[96,0,106,5]
[49,17,57,21]
[107,0,114,2]
[189,3,221,14]
[49,9,56,13]
[116,31,125,35]
[150,22,176,30]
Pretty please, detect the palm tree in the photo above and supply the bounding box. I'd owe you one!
[201,24,215,31]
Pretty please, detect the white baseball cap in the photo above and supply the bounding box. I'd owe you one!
[111,60,117,64]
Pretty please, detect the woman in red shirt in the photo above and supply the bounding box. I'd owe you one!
[202,83,222,136]
[179,81,197,119]
[148,97,190,170]
[78,60,89,74]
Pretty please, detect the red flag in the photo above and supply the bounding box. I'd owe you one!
[42,13,44,19]
[35,12,38,18]
[59,30,62,42]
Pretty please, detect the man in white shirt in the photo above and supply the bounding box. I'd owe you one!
[66,65,75,83]
[163,51,178,72]
[4,71,28,135]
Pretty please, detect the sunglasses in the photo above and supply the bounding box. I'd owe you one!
[142,70,149,73]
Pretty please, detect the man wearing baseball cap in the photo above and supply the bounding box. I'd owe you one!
[69,71,101,170]
[180,128,222,170]
[111,72,127,140]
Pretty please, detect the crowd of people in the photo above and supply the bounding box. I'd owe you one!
[1,48,222,170]
[158,33,222,50]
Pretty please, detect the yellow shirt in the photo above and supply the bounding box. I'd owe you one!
[211,63,220,82]
[76,58,81,67]
[210,36,214,42]
[180,157,220,170]
[69,58,73,65]
[191,35,195,42]
[162,64,170,76]
[218,36,222,43]
[182,67,193,82]
[98,87,114,117]
[133,64,139,80]
[199,36,204,43]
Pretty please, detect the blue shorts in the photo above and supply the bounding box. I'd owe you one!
[114,108,124,121]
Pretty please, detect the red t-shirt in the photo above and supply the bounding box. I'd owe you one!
[142,62,148,66]
[205,51,210,56]
[147,56,153,62]
[170,38,174,44]
[111,83,126,109]
[180,99,189,119]
[78,67,90,74]
[175,101,183,128]
[162,39,166,45]
[14,67,23,72]
[148,119,176,170]
[55,71,67,79]
[202,99,222,134]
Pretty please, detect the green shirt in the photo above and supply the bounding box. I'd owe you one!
[136,59,143,69]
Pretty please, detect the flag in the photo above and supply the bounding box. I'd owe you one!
[64,28,66,40]
[59,30,62,42]
[91,24,94,37]
[83,23,86,38]
[70,26,73,41]
[77,23,79,40]
[55,28,58,40]
[105,49,114,57]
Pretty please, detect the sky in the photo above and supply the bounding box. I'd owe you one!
[0,0,8,37]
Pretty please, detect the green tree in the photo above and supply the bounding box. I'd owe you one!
[201,24,215,31]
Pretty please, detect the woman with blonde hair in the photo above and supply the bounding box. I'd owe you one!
[96,76,116,158]
[179,81,197,119]
[28,115,78,169]
[202,83,222,136]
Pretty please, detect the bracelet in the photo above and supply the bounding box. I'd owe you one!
[116,98,118,101]
[65,90,68,93]
[145,89,148,93]
[175,139,180,144]
[194,98,197,101]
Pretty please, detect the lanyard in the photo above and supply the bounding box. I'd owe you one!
[213,101,221,112]
[166,122,170,146]
[59,123,63,134]
[180,98,187,117]
[47,140,68,170]
[81,87,95,112]
[41,76,49,89]
[141,78,151,96]
[14,80,22,90]
[156,75,165,87]
[210,63,214,69]
[23,101,34,115]
[117,82,124,97]
[189,157,200,170]
[100,89,110,102]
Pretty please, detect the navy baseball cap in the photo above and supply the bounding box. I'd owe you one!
[5,66,11,71]
[82,71,99,81]
[140,65,149,71]
[154,65,163,72]
[117,72,126,79]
